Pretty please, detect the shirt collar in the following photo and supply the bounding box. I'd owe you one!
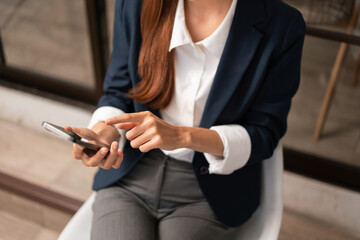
[169,0,237,59]
[168,0,192,52]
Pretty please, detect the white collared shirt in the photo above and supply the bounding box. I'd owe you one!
[89,0,251,174]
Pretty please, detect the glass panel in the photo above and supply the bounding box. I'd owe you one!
[284,35,360,167]
[285,0,360,37]
[0,0,95,88]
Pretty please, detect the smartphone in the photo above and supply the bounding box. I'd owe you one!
[41,121,110,156]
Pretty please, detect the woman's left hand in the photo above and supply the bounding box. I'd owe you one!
[106,111,186,152]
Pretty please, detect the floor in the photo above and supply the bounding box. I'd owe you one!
[0,119,92,239]
[0,186,72,240]
[279,210,360,240]
[0,211,59,240]
[0,119,97,201]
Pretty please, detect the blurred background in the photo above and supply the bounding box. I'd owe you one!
[0,0,359,239]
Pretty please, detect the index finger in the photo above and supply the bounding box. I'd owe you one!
[105,112,149,125]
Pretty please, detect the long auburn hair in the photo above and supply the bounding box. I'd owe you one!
[128,0,178,109]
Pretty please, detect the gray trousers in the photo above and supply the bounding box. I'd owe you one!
[91,150,241,240]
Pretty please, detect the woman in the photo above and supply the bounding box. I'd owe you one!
[66,0,305,239]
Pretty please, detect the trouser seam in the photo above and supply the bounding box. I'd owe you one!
[153,154,168,210]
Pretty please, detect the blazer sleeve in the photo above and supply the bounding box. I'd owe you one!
[243,10,306,165]
[97,0,134,113]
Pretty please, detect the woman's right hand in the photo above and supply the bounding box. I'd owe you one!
[64,122,123,170]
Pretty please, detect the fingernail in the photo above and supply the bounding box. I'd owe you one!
[112,142,118,150]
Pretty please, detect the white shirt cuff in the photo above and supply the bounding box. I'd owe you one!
[204,124,251,175]
[88,106,127,150]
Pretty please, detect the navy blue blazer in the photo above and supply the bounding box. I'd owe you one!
[93,0,305,227]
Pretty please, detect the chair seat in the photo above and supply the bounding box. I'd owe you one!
[58,193,95,240]
[58,144,283,240]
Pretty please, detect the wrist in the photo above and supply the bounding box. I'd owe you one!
[177,126,224,157]
[178,126,191,149]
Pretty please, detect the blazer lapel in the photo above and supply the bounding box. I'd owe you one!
[200,0,266,128]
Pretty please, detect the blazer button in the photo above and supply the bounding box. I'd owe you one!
[200,166,209,175]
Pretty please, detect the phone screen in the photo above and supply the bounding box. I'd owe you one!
[42,121,110,154]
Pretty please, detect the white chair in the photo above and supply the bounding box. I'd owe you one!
[234,143,283,239]
[58,192,95,240]
[58,144,283,240]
